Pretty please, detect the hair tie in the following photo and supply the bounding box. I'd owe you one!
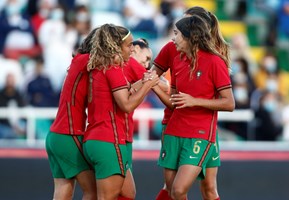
[122,31,131,41]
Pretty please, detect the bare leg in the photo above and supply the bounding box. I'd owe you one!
[75,170,97,200]
[53,178,75,200]
[200,167,219,200]
[171,165,202,200]
[97,174,125,200]
[119,169,136,199]
[164,168,177,196]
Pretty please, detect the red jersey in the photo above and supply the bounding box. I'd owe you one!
[153,41,179,124]
[165,50,232,143]
[123,57,147,142]
[84,66,129,145]
[50,53,89,135]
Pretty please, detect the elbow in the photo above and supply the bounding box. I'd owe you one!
[227,101,235,112]
[120,104,135,113]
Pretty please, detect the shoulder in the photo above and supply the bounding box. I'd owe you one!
[199,51,225,64]
[163,41,178,54]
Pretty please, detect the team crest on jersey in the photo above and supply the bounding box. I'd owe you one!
[196,70,202,79]
[161,150,166,160]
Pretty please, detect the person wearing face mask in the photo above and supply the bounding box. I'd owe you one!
[251,73,280,112]
[254,91,283,141]
[29,0,56,37]
[254,53,279,91]
[38,4,75,93]
[224,72,251,140]
[0,0,39,58]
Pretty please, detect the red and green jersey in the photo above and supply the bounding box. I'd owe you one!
[123,57,147,142]
[153,41,179,125]
[84,65,129,145]
[165,50,232,143]
[50,53,89,135]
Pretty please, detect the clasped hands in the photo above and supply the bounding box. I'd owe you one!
[142,70,159,86]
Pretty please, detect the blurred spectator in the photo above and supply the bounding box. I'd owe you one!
[26,55,58,107]
[123,0,166,38]
[38,4,77,92]
[0,73,26,139]
[254,0,280,46]
[72,4,91,54]
[29,0,57,37]
[58,0,76,11]
[232,72,251,109]
[282,101,289,140]
[230,33,257,75]
[222,56,257,140]
[277,0,289,39]
[225,0,247,20]
[254,90,283,140]
[251,73,279,110]
[26,55,56,139]
[222,68,252,140]
[254,51,279,89]
[231,57,256,99]
[0,55,24,89]
[160,0,186,36]
[0,0,40,60]
[252,51,289,103]
[89,0,122,12]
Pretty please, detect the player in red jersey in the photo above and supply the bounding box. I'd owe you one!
[120,39,152,199]
[83,24,159,200]
[152,6,230,200]
[152,15,234,200]
[46,28,98,200]
[121,38,171,199]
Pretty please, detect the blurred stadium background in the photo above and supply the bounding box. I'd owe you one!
[1,0,289,199]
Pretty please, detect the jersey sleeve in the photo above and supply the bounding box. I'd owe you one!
[125,58,146,83]
[154,41,177,72]
[212,57,232,92]
[106,66,129,92]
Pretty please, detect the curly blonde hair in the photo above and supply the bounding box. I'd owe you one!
[87,24,130,71]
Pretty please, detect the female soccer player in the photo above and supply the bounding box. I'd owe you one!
[152,15,234,200]
[46,28,98,200]
[152,6,230,200]
[83,24,159,200]
[119,38,152,199]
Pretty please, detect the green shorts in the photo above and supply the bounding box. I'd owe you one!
[45,131,91,179]
[83,140,128,179]
[206,132,221,168]
[158,134,214,179]
[161,125,220,168]
[126,142,133,171]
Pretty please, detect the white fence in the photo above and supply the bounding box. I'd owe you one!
[0,107,254,147]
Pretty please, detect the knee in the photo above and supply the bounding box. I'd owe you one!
[201,180,218,199]
[120,190,136,199]
[82,190,97,200]
[171,186,186,200]
[202,181,216,191]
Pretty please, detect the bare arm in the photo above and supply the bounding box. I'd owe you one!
[150,64,166,77]
[170,88,235,111]
[113,72,159,113]
[130,70,169,93]
[152,85,176,110]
